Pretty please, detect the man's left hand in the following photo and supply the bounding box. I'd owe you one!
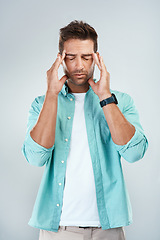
[88,53,112,101]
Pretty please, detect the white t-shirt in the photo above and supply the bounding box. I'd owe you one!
[59,92,101,227]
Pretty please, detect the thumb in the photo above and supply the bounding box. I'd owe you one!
[60,75,68,84]
[88,78,95,88]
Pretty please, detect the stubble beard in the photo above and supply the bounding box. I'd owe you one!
[63,64,95,87]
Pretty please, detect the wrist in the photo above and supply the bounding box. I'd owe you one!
[46,90,59,98]
[98,92,112,101]
[99,93,118,107]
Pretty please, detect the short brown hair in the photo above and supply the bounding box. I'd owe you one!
[59,20,98,55]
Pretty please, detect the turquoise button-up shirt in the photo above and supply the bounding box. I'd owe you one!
[21,80,148,232]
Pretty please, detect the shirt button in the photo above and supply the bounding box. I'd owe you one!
[61,160,64,163]
[67,116,71,120]
[65,138,68,142]
[57,204,60,207]
[70,98,73,101]
[59,183,62,186]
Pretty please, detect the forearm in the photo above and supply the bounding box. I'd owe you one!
[30,91,58,149]
[100,98,135,145]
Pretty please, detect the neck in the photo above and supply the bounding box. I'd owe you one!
[66,80,90,93]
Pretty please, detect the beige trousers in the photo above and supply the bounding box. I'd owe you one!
[39,226,126,240]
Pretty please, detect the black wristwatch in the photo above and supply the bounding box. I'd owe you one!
[100,93,118,107]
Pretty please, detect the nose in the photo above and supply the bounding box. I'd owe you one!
[75,57,84,71]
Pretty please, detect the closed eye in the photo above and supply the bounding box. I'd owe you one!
[82,56,92,61]
[66,57,75,61]
[83,57,90,61]
[65,55,92,61]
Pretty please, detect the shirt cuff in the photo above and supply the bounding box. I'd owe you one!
[112,128,144,153]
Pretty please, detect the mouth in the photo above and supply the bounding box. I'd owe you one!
[73,74,86,78]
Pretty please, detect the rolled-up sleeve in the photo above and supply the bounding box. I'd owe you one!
[113,93,148,163]
[21,97,54,167]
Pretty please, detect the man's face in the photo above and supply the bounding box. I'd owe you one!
[62,39,95,87]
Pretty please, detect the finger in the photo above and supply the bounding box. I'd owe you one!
[48,55,61,72]
[55,50,66,69]
[58,50,66,61]
[99,56,107,72]
[50,51,66,71]
[98,56,109,79]
[92,53,102,70]
[61,50,66,61]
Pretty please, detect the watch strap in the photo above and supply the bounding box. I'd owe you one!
[100,93,118,107]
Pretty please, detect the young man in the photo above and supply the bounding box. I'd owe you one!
[22,20,148,240]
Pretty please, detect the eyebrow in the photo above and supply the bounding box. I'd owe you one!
[65,54,93,57]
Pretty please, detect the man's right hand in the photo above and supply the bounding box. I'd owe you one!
[46,51,68,96]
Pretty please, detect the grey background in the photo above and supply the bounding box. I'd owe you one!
[1,0,159,239]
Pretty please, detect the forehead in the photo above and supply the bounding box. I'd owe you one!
[63,39,94,54]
